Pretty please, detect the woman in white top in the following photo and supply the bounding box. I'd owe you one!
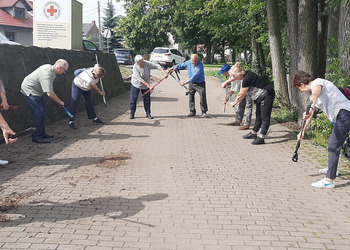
[68,65,106,129]
[292,71,350,189]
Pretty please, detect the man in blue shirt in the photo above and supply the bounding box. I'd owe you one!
[171,54,208,117]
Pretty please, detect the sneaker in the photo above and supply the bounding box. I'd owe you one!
[318,167,339,176]
[93,118,104,124]
[129,114,135,119]
[69,121,77,129]
[311,177,335,189]
[146,114,154,119]
[252,136,265,145]
[243,132,257,139]
[187,112,195,117]
[202,113,209,118]
[0,159,9,165]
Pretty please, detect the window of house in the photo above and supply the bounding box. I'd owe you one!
[15,8,25,18]
[5,32,15,41]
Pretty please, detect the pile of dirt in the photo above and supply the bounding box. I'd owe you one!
[97,150,131,169]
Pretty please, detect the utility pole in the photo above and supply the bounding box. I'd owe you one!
[98,1,102,50]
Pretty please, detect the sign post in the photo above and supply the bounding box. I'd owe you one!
[103,29,111,53]
[33,0,82,50]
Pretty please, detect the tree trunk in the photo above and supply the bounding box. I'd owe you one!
[266,0,290,108]
[205,40,213,64]
[326,5,339,69]
[316,0,328,78]
[297,0,318,74]
[286,0,299,107]
[296,0,318,122]
[338,0,350,73]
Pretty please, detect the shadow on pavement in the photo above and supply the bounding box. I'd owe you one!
[0,193,168,228]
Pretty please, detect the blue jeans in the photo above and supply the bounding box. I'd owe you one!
[24,95,46,140]
[327,109,350,179]
[130,84,151,115]
[68,82,97,120]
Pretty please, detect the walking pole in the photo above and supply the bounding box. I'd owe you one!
[292,101,313,162]
[62,105,74,119]
[170,68,189,95]
[95,54,107,107]
[0,105,22,110]
[0,127,36,144]
[218,74,238,112]
[169,73,189,95]
[142,72,170,96]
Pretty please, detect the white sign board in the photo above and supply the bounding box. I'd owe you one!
[33,0,72,49]
[103,29,111,39]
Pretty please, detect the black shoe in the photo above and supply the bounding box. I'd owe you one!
[146,114,153,119]
[32,138,50,143]
[243,132,257,139]
[129,114,135,119]
[43,134,54,139]
[93,118,104,124]
[69,121,77,129]
[252,136,265,145]
[187,112,196,117]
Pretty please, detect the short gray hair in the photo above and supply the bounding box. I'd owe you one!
[135,55,143,63]
[54,59,69,69]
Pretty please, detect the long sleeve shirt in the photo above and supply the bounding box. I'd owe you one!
[175,60,205,83]
[131,60,161,89]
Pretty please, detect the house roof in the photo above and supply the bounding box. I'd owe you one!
[0,9,33,28]
[83,23,94,35]
[0,0,33,10]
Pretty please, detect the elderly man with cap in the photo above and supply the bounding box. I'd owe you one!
[219,64,252,130]
[67,64,106,129]
[21,59,69,143]
[129,55,166,119]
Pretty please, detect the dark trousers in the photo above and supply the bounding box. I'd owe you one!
[188,82,208,114]
[24,95,46,140]
[68,82,97,120]
[130,84,151,115]
[253,90,275,135]
[327,109,350,179]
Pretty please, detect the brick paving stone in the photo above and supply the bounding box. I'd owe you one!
[0,69,350,249]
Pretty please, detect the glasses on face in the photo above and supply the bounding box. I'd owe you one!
[61,67,67,73]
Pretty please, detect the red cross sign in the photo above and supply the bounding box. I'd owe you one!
[47,5,57,16]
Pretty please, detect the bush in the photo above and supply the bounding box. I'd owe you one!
[309,112,333,148]
[271,107,298,123]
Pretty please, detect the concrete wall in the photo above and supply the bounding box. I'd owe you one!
[0,44,127,131]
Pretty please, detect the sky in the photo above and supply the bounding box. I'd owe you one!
[77,0,126,24]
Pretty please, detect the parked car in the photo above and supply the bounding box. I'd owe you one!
[114,48,135,65]
[0,33,20,45]
[150,47,186,68]
[82,40,101,52]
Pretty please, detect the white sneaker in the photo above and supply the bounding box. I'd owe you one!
[311,177,335,189]
[318,167,339,176]
[0,159,9,165]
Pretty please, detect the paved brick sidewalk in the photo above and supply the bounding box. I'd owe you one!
[0,70,350,249]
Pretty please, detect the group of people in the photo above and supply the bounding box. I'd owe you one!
[0,53,349,189]
[20,59,106,143]
[0,59,106,164]
[131,53,350,189]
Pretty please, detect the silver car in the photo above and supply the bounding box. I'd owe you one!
[0,33,20,45]
[150,47,186,68]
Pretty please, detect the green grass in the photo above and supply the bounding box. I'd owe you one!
[203,64,223,69]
